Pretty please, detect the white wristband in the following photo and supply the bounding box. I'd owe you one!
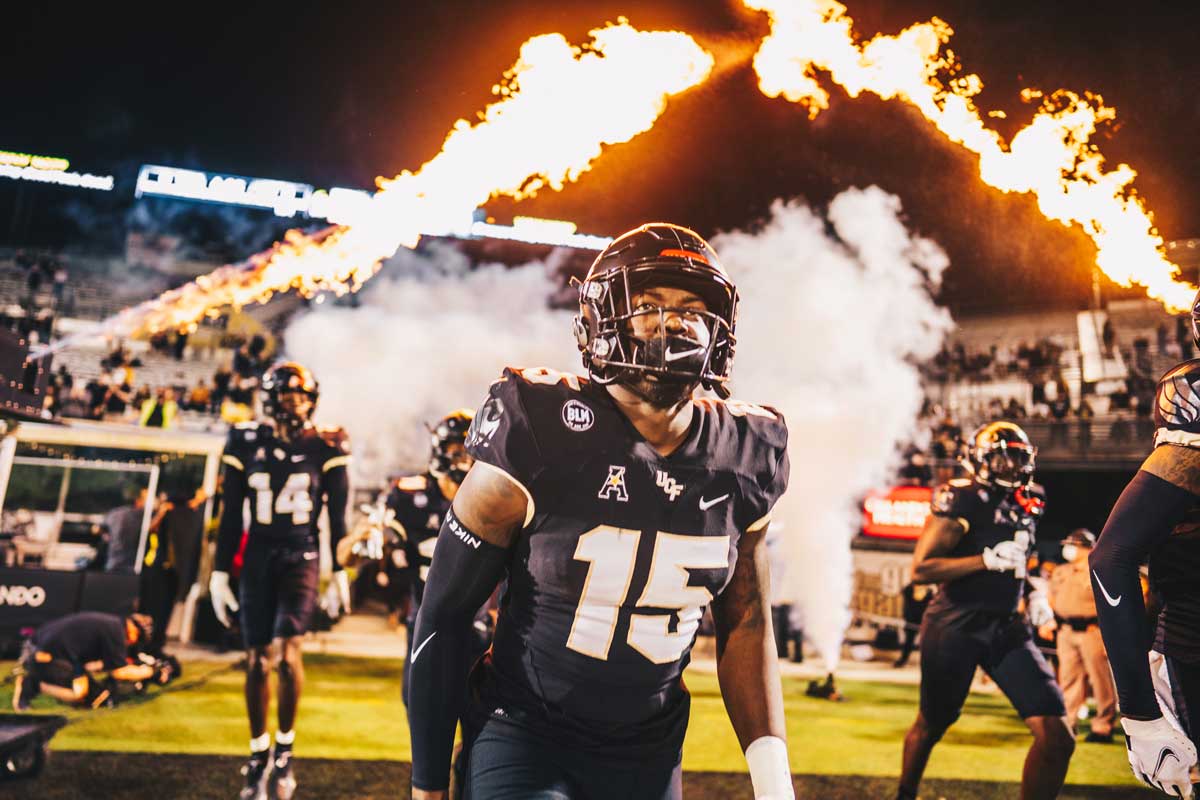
[745,736,794,800]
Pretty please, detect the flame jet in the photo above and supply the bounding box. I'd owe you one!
[66,21,712,348]
[745,0,1195,311]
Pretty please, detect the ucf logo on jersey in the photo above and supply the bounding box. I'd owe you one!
[656,470,684,501]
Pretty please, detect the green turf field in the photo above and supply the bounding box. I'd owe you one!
[0,654,1151,797]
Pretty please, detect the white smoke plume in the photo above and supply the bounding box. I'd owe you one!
[284,242,578,484]
[713,187,952,670]
[287,188,951,670]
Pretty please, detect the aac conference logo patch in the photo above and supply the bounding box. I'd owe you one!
[562,399,595,432]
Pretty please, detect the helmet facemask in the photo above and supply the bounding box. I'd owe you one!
[261,363,319,437]
[968,440,1036,489]
[428,410,475,484]
[575,263,737,404]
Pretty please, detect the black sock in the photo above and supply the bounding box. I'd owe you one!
[896,787,919,800]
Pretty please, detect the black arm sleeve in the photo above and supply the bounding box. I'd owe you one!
[324,465,349,573]
[408,508,509,791]
[214,467,247,573]
[1090,469,1197,720]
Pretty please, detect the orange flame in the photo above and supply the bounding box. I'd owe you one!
[745,0,1195,311]
[93,21,712,343]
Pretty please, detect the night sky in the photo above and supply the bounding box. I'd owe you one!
[5,1,1200,314]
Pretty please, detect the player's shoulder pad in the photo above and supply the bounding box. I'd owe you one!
[930,478,986,518]
[471,365,592,441]
[695,396,789,528]
[500,366,589,399]
[694,396,788,452]
[226,421,267,450]
[222,422,267,470]
[317,425,352,454]
[1153,358,1200,433]
[466,366,592,484]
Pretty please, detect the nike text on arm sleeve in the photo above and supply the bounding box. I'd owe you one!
[1090,470,1197,720]
[407,508,510,791]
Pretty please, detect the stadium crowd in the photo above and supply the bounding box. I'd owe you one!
[40,335,272,428]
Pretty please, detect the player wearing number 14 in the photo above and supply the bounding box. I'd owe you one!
[210,361,351,800]
[408,223,794,800]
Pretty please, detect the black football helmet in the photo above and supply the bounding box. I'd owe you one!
[573,223,738,398]
[429,409,474,484]
[963,421,1037,489]
[260,361,319,430]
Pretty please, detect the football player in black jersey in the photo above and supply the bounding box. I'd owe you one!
[209,361,351,800]
[1089,289,1200,798]
[897,422,1073,800]
[407,223,793,800]
[337,409,482,706]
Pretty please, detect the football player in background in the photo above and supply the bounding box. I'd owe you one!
[13,612,170,710]
[408,223,793,800]
[209,362,351,800]
[897,422,1073,800]
[337,409,488,707]
[339,410,492,796]
[1089,289,1200,798]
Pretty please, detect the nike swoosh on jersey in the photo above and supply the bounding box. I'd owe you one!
[1092,570,1122,607]
[291,454,306,462]
[664,347,703,362]
[410,631,437,663]
[699,494,730,511]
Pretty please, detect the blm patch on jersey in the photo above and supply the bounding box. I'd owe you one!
[561,399,595,432]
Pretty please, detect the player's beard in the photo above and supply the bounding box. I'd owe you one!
[625,375,697,409]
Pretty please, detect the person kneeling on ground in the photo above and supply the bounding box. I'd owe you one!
[13,611,176,710]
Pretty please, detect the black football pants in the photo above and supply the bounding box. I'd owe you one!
[919,605,1066,728]
[466,716,682,800]
[1166,656,1200,750]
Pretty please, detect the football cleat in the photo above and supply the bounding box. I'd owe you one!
[270,747,297,800]
[239,751,271,800]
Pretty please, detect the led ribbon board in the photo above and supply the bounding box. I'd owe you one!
[0,150,114,191]
[135,165,317,218]
[136,165,611,249]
